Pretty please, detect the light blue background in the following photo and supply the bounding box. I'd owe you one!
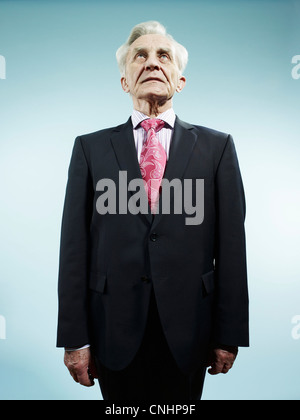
[0,0,299,400]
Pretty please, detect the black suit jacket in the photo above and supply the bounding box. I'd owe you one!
[57,116,249,374]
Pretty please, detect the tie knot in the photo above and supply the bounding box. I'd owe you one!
[141,118,165,133]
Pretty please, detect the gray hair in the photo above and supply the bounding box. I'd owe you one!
[116,21,188,76]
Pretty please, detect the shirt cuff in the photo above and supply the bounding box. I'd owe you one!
[65,344,90,351]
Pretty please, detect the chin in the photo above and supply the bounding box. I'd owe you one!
[142,90,169,100]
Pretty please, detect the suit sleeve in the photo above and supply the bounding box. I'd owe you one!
[213,135,249,347]
[56,137,93,348]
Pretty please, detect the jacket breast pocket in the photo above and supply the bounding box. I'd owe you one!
[89,272,107,294]
[201,270,215,296]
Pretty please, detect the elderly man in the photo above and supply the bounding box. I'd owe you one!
[57,21,249,400]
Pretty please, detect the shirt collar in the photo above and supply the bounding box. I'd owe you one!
[131,108,176,129]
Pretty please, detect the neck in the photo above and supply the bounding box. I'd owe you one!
[132,97,173,118]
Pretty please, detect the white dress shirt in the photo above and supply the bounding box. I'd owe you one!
[65,108,176,352]
[131,108,176,162]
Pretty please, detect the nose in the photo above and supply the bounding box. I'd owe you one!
[144,53,160,71]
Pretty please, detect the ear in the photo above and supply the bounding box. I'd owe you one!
[176,76,186,93]
[121,77,130,93]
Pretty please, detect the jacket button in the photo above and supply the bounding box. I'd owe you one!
[150,233,158,242]
[141,276,150,283]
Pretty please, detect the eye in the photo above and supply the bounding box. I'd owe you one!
[135,52,147,61]
[159,53,170,62]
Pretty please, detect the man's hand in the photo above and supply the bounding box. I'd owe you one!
[207,346,238,375]
[64,347,98,387]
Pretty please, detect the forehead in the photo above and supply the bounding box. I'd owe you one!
[128,34,175,54]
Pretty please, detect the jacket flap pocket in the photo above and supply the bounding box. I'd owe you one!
[89,272,107,294]
[201,270,215,294]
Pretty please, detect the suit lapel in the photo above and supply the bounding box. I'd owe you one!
[164,117,197,182]
[110,118,153,225]
[110,118,141,185]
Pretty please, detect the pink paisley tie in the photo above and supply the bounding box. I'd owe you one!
[140,119,167,214]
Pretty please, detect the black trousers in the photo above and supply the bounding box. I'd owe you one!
[96,288,206,400]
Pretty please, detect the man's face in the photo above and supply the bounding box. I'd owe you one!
[121,34,186,106]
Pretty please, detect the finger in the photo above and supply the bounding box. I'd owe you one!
[69,367,94,386]
[77,367,95,387]
[222,362,233,374]
[221,364,230,374]
[208,366,216,375]
[69,370,79,383]
[208,362,224,375]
